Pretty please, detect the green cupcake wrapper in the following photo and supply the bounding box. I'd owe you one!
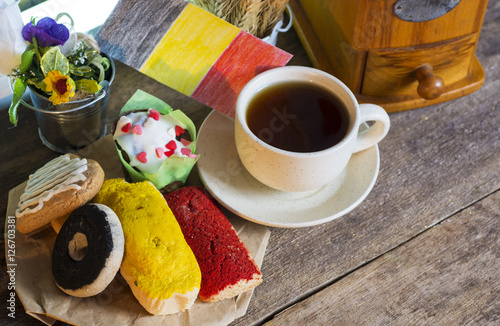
[115,89,199,190]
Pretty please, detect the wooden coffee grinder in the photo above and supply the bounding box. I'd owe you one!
[289,0,489,112]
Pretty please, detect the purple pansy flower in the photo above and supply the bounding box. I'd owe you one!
[22,17,69,48]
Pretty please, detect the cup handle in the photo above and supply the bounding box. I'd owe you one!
[354,103,390,153]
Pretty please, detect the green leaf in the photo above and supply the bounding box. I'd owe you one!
[8,78,27,126]
[85,49,99,62]
[89,58,105,82]
[69,64,93,77]
[35,80,48,93]
[40,47,69,75]
[75,79,102,94]
[19,50,35,73]
[31,37,42,63]
[102,57,110,71]
[25,44,35,52]
[68,78,76,93]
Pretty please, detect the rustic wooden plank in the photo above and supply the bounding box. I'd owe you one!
[291,0,490,112]
[96,0,292,119]
[0,60,214,326]
[0,59,212,194]
[1,2,499,326]
[230,2,500,324]
[95,0,188,67]
[265,190,500,325]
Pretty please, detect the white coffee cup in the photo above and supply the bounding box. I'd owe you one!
[235,66,390,192]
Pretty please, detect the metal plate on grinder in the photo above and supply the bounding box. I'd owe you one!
[394,0,461,22]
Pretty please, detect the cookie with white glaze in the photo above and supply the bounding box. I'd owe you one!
[15,154,105,234]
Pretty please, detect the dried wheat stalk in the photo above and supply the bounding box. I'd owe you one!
[188,0,289,38]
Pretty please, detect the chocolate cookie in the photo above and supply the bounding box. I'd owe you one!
[52,203,124,297]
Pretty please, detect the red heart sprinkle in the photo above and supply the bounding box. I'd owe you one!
[148,109,160,121]
[164,149,175,157]
[137,152,147,163]
[181,148,192,156]
[165,140,177,150]
[175,125,185,136]
[155,148,164,158]
[121,123,131,133]
[180,138,191,146]
[131,124,143,135]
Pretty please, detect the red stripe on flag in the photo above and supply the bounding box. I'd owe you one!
[191,31,292,118]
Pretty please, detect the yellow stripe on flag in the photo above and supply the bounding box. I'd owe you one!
[140,4,240,96]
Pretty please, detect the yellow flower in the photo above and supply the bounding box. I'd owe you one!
[44,70,75,105]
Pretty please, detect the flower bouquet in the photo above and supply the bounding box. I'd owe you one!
[2,2,115,153]
[8,15,112,127]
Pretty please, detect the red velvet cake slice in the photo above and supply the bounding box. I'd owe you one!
[164,186,262,302]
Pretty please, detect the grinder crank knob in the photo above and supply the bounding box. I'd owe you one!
[416,65,444,100]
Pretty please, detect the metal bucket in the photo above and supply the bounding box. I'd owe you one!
[20,54,115,153]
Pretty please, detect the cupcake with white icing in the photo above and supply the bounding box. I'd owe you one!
[113,90,199,192]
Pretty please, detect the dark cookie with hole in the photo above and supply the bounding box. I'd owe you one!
[52,203,124,297]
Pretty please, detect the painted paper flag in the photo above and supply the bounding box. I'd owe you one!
[96,0,292,118]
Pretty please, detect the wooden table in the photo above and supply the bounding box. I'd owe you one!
[1,1,499,325]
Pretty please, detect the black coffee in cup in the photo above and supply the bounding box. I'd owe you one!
[246,81,350,153]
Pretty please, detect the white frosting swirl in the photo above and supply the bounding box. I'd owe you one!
[16,154,88,218]
[113,109,197,174]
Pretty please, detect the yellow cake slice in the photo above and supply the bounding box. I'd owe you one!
[94,178,201,315]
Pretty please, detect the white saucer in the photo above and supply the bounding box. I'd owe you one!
[196,110,380,228]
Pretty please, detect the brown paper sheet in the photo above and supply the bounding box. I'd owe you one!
[6,135,270,326]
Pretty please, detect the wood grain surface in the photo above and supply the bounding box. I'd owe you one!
[295,0,489,50]
[290,0,489,112]
[265,192,500,325]
[1,1,499,326]
[362,33,478,96]
[95,0,188,67]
